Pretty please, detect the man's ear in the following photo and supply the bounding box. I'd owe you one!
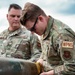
[6,14,8,19]
[38,15,44,22]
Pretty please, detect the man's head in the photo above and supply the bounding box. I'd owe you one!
[20,2,48,35]
[7,3,22,31]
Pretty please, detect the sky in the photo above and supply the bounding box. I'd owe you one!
[0,0,75,32]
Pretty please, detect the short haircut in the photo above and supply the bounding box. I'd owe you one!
[8,3,22,12]
[20,2,46,25]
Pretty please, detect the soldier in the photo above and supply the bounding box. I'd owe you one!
[0,3,41,62]
[20,2,75,75]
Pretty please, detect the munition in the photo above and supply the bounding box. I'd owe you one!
[0,57,42,75]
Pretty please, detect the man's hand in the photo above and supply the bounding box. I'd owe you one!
[40,70,54,75]
[37,59,43,65]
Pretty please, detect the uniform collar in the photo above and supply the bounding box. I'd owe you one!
[8,27,22,37]
[42,16,54,40]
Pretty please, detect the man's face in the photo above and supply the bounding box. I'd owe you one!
[25,15,46,36]
[7,8,22,29]
[25,19,43,35]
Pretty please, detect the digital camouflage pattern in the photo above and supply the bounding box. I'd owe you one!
[0,26,41,62]
[0,57,42,75]
[40,16,75,75]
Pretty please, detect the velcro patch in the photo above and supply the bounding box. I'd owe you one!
[62,41,73,49]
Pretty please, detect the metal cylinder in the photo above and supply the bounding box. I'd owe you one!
[0,57,39,75]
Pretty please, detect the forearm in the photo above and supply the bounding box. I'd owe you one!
[40,70,54,75]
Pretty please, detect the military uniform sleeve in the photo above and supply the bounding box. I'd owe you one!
[54,27,75,74]
[29,33,42,62]
[39,49,54,71]
[54,63,75,75]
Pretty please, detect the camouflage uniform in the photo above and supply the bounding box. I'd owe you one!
[0,26,41,62]
[40,16,75,75]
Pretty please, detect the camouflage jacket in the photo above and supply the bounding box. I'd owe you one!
[0,26,41,62]
[40,16,75,74]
